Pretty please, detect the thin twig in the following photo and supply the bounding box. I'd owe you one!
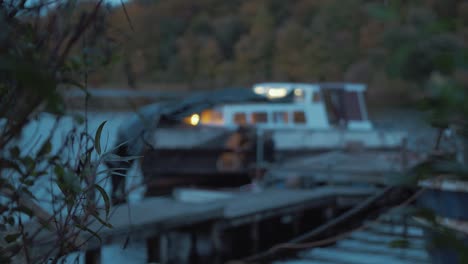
[120,0,134,32]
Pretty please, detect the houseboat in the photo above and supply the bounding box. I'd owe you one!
[152,82,406,152]
[113,82,408,196]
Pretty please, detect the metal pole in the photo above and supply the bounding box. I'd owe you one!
[256,129,264,167]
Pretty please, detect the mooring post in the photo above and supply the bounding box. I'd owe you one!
[210,223,225,264]
[146,235,160,263]
[293,211,302,236]
[251,219,260,254]
[401,137,408,171]
[84,248,101,264]
[256,129,264,165]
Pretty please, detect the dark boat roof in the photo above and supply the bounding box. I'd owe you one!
[116,87,292,150]
[130,87,291,124]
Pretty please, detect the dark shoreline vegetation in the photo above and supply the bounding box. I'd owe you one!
[86,0,468,106]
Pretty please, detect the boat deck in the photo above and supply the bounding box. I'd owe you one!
[269,150,424,186]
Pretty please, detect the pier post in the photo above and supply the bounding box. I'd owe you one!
[251,220,260,254]
[146,236,160,263]
[293,211,303,236]
[84,248,101,264]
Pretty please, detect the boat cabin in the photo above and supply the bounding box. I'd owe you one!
[183,82,373,131]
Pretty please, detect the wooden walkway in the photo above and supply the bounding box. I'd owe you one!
[24,186,378,263]
[274,212,429,264]
[85,186,378,249]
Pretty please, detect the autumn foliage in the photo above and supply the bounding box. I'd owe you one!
[90,0,468,104]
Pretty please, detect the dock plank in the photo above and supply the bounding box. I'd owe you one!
[336,240,429,260]
[348,231,425,246]
[223,186,378,218]
[275,260,336,264]
[364,221,424,237]
[278,212,429,264]
[46,197,224,251]
[301,247,419,264]
[24,186,377,258]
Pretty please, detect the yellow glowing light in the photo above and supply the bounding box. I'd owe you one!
[294,88,303,96]
[253,86,266,95]
[267,88,288,98]
[190,114,200,126]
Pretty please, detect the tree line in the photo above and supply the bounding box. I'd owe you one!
[87,0,467,104]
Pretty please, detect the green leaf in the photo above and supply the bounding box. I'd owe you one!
[31,170,48,178]
[94,184,110,218]
[63,78,85,90]
[95,121,107,155]
[22,156,35,172]
[54,165,65,180]
[103,153,142,163]
[74,224,102,243]
[413,208,437,224]
[9,147,20,158]
[5,216,14,225]
[0,205,8,214]
[20,187,35,200]
[72,114,85,125]
[12,206,33,218]
[65,170,82,194]
[389,239,410,248]
[37,140,52,156]
[0,159,22,174]
[91,211,113,229]
[4,233,20,243]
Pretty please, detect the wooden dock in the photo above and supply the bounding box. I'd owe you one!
[90,186,378,256]
[24,186,378,264]
[274,212,429,264]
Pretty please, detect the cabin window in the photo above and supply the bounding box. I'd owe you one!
[323,90,345,126]
[273,112,288,124]
[233,113,247,125]
[251,112,268,124]
[294,88,305,102]
[201,109,223,125]
[312,92,322,102]
[293,111,306,124]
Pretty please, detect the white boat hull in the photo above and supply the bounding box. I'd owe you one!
[150,127,407,151]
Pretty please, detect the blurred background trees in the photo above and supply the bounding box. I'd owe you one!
[91,0,466,107]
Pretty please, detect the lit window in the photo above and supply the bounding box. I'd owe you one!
[273,112,288,124]
[267,88,288,99]
[201,109,223,125]
[293,111,306,124]
[233,113,247,125]
[253,86,266,95]
[294,88,303,96]
[294,88,305,102]
[251,112,268,124]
